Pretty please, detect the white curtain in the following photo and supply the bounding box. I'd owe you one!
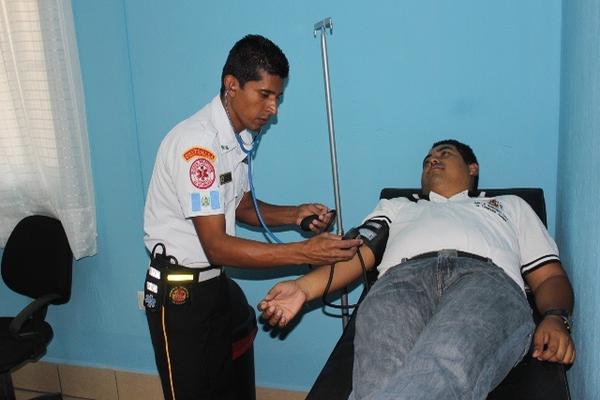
[0,0,96,259]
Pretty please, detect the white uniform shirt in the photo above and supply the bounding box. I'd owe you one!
[144,95,251,268]
[365,190,559,291]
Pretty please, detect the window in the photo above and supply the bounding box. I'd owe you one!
[0,0,96,258]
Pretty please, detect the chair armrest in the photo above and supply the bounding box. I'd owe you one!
[9,293,61,338]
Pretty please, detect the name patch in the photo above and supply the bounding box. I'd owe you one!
[220,172,232,185]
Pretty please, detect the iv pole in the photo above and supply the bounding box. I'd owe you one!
[314,17,350,328]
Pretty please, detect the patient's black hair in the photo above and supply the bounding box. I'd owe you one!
[220,34,289,95]
[432,139,479,190]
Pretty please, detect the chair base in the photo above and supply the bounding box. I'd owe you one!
[0,371,62,400]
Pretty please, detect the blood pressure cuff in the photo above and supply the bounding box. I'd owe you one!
[348,217,390,266]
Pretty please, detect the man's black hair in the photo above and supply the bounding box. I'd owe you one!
[220,34,289,95]
[432,139,479,190]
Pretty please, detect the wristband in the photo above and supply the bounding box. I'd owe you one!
[542,308,571,332]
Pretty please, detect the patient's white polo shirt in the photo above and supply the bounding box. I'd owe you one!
[364,190,559,291]
[144,95,250,268]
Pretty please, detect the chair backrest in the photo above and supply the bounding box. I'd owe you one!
[379,188,547,227]
[1,215,73,304]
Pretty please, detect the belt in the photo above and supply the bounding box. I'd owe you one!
[148,265,222,283]
[405,250,489,264]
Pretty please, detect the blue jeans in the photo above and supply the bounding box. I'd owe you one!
[349,251,534,400]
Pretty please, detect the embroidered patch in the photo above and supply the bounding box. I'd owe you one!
[474,199,508,222]
[220,172,232,185]
[191,191,217,211]
[146,281,158,294]
[189,158,216,189]
[169,286,189,305]
[144,294,157,309]
[149,266,161,279]
[183,147,216,161]
[210,190,221,210]
[487,199,502,210]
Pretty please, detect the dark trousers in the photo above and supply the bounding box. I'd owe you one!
[146,273,251,400]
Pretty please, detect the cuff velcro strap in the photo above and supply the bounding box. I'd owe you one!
[355,217,390,266]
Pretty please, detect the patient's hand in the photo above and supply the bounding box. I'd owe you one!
[531,316,576,364]
[258,280,308,328]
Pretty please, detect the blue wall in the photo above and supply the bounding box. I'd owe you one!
[557,1,600,399]
[0,0,563,392]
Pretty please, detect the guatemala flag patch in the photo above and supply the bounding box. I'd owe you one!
[191,191,221,212]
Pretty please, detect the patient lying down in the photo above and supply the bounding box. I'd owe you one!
[259,139,575,400]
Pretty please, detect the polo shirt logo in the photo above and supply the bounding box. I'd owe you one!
[473,199,508,222]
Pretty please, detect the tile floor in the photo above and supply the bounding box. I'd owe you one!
[10,362,306,400]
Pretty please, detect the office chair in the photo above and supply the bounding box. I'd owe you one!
[0,216,73,400]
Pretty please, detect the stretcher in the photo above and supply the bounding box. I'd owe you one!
[306,187,571,400]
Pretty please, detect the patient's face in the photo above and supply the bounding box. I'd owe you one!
[421,144,478,196]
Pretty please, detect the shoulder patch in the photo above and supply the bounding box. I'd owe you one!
[190,158,216,189]
[190,190,222,212]
[183,147,216,161]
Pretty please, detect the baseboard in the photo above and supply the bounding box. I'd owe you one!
[11,361,307,400]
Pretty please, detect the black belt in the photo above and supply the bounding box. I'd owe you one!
[406,250,489,264]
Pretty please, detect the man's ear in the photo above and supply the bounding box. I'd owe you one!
[223,75,240,97]
[469,163,479,177]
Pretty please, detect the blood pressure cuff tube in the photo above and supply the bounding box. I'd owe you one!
[355,217,390,266]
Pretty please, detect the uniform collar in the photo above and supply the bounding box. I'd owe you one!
[429,189,470,203]
[209,95,253,160]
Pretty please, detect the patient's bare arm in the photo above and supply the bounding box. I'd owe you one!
[526,261,575,364]
[258,244,376,328]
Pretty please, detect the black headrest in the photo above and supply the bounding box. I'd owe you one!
[379,188,547,228]
[1,215,73,304]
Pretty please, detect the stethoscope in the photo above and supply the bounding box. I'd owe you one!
[225,92,284,244]
[234,131,285,244]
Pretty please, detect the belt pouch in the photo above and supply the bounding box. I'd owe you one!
[144,247,189,311]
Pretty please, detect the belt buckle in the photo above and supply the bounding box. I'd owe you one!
[438,249,457,258]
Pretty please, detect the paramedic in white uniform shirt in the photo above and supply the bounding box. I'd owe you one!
[259,139,575,400]
[143,35,361,400]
